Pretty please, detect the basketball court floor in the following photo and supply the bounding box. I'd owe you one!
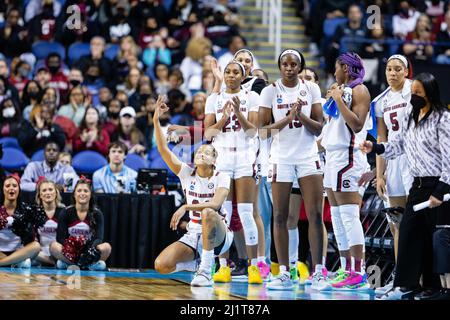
[0,267,375,300]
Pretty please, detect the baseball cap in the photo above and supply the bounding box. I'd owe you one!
[119,106,136,118]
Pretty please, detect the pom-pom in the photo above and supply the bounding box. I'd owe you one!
[78,241,101,269]
[62,236,87,263]
[0,207,8,230]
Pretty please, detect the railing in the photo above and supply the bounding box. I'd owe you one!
[256,0,282,59]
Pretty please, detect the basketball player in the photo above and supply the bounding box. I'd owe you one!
[153,95,234,287]
[320,52,372,290]
[259,49,325,290]
[372,54,413,295]
[204,60,263,284]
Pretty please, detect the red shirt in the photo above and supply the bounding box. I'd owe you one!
[73,128,110,156]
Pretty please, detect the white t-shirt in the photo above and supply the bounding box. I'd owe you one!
[205,90,260,150]
[260,79,322,164]
[374,79,412,142]
[178,163,231,233]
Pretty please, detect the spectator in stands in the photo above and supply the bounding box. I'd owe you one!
[115,89,129,107]
[0,76,19,108]
[21,80,42,117]
[117,67,141,98]
[73,107,110,156]
[111,106,146,156]
[153,63,171,95]
[92,141,137,194]
[402,14,435,62]
[436,10,450,65]
[136,95,157,151]
[8,59,31,96]
[25,0,62,23]
[424,0,446,34]
[393,0,422,39]
[168,68,192,102]
[58,151,72,167]
[46,53,69,102]
[0,97,21,139]
[104,1,133,43]
[129,76,155,116]
[130,0,167,34]
[0,174,41,268]
[137,15,162,50]
[218,35,245,72]
[68,67,84,90]
[57,86,87,126]
[18,103,65,157]
[111,35,141,86]
[0,59,10,79]
[34,67,51,91]
[201,69,215,95]
[167,89,193,126]
[28,0,58,42]
[104,98,122,137]
[142,34,172,76]
[0,8,30,59]
[168,0,200,35]
[180,37,212,91]
[74,37,113,87]
[205,5,239,49]
[20,141,78,192]
[325,4,366,75]
[361,22,388,60]
[95,86,113,121]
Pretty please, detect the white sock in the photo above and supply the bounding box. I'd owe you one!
[322,256,326,267]
[288,228,299,265]
[250,258,258,266]
[198,250,214,272]
[340,257,347,271]
[173,260,197,273]
[279,264,289,275]
[219,258,227,267]
[257,256,266,264]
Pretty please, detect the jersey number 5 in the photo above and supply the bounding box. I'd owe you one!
[390,112,399,131]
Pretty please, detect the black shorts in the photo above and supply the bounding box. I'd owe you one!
[433,228,450,274]
[291,188,302,195]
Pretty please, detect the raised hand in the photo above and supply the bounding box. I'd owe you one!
[153,95,169,122]
[210,57,223,83]
[231,96,241,114]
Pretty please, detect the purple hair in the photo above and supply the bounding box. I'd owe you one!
[337,52,365,88]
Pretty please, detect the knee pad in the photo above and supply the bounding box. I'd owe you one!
[339,204,365,247]
[237,203,258,246]
[330,206,350,251]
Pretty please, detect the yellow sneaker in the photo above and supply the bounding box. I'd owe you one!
[297,261,310,284]
[270,261,280,276]
[213,266,231,283]
[248,265,263,284]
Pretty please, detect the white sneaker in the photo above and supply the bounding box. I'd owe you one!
[376,287,412,300]
[56,260,69,269]
[375,279,394,295]
[266,273,293,290]
[310,270,330,291]
[12,258,31,269]
[191,270,213,287]
[88,261,107,271]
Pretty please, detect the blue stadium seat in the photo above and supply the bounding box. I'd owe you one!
[72,151,107,174]
[32,41,66,61]
[0,137,22,150]
[124,153,148,171]
[31,149,45,162]
[0,147,29,171]
[104,44,119,60]
[68,42,91,65]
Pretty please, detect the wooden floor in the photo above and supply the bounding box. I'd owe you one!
[0,268,375,300]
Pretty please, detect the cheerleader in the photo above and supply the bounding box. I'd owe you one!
[0,174,41,267]
[34,178,66,266]
[50,178,111,271]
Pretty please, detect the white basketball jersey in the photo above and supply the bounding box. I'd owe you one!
[374,80,412,142]
[38,218,58,251]
[178,163,231,233]
[321,86,372,152]
[260,79,322,164]
[0,216,22,252]
[205,90,260,150]
[241,77,258,92]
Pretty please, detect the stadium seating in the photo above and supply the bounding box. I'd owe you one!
[124,153,149,171]
[31,41,66,61]
[31,149,45,162]
[68,42,91,66]
[72,150,107,174]
[0,147,29,171]
[0,137,22,151]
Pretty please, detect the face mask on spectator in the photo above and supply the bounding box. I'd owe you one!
[48,65,59,74]
[28,91,39,99]
[2,107,16,118]
[108,111,120,119]
[70,79,81,87]
[18,67,30,78]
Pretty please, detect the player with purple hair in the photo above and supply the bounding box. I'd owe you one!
[319,52,372,291]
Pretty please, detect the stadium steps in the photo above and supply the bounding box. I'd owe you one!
[239,0,320,82]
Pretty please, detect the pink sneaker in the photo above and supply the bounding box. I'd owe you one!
[331,272,367,290]
[257,261,270,279]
